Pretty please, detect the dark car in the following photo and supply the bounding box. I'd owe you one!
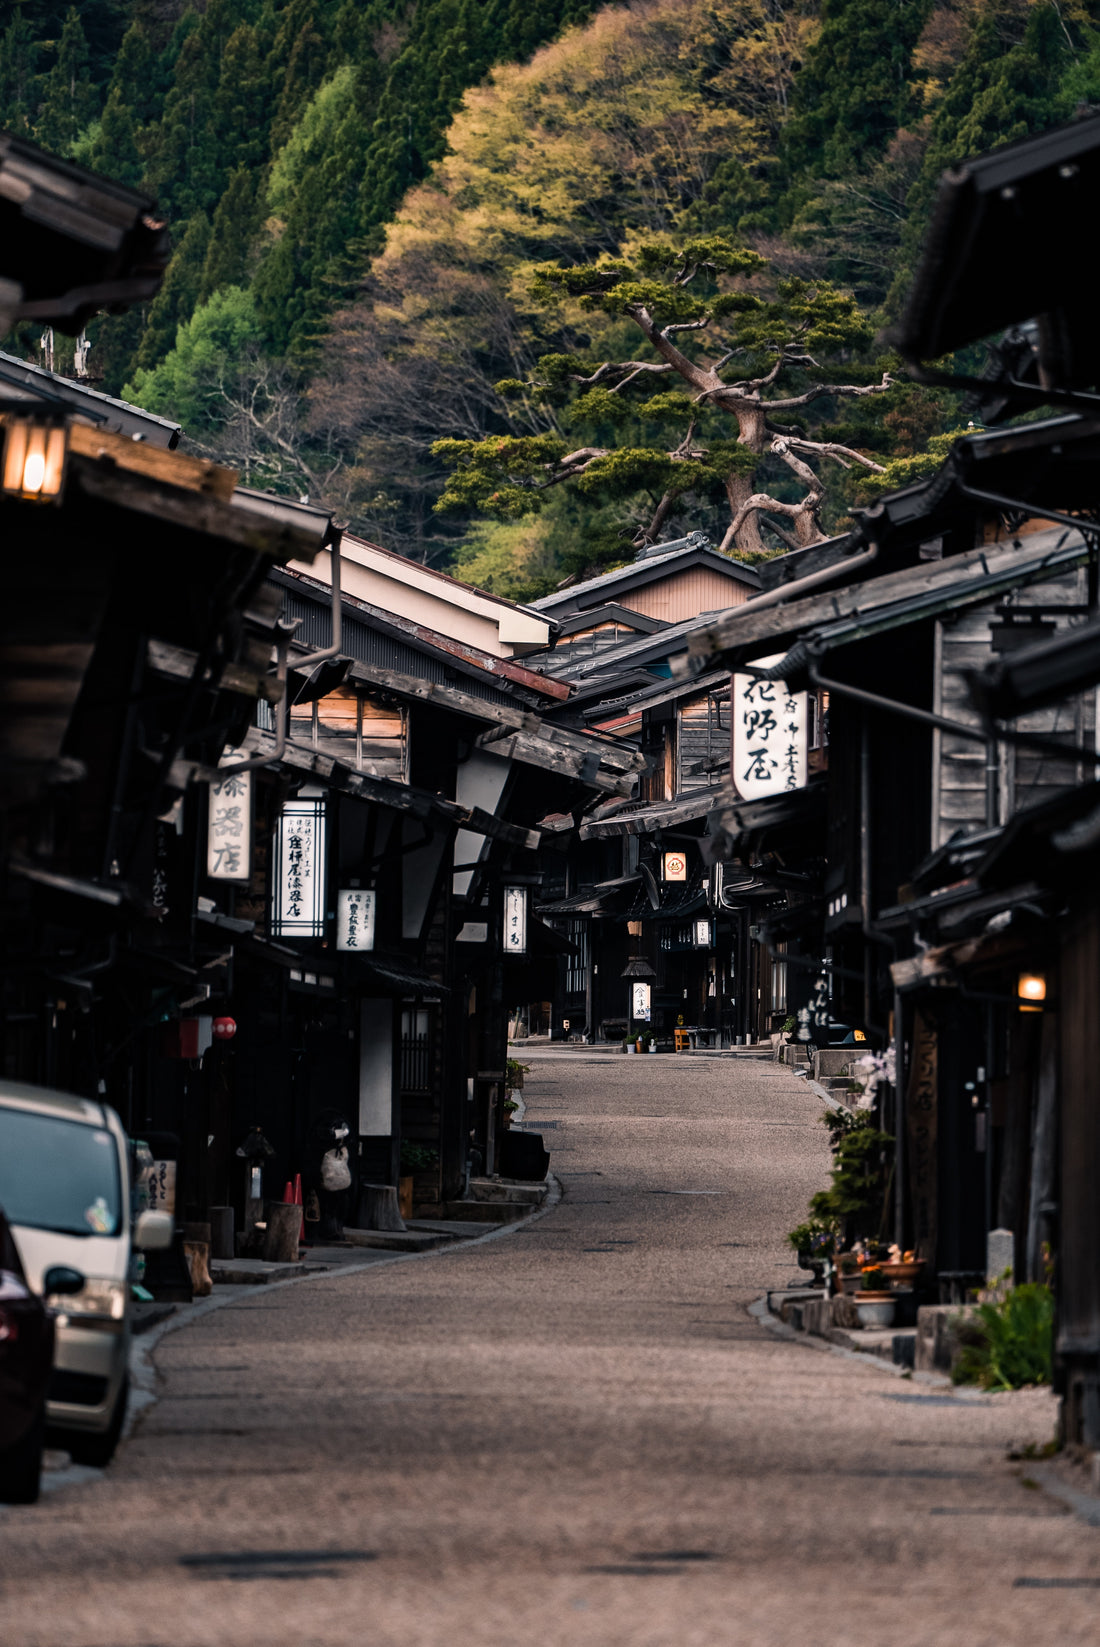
[0,1208,82,1504]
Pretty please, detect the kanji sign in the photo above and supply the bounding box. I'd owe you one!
[271,796,327,937]
[732,655,807,800]
[694,918,710,947]
[206,764,252,882]
[337,888,376,952]
[663,851,687,882]
[631,981,651,1022]
[503,886,528,955]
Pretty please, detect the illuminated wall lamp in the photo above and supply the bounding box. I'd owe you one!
[1,411,69,503]
[1017,971,1047,1012]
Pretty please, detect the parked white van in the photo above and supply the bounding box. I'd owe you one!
[0,1083,171,1466]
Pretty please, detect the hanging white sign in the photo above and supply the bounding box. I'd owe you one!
[271,797,327,937]
[206,767,252,882]
[503,886,528,955]
[631,981,651,1022]
[694,918,710,947]
[663,850,687,882]
[732,656,808,800]
[336,888,376,952]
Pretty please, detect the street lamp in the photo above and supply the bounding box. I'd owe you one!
[621,953,656,1035]
[1017,971,1047,1012]
[1,408,69,503]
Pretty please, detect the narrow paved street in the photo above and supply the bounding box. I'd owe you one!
[3,1053,1098,1646]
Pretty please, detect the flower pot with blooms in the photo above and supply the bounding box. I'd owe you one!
[854,1265,896,1328]
[849,1048,897,1112]
[788,1220,837,1285]
[881,1244,924,1289]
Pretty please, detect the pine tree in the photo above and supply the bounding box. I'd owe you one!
[0,14,39,137]
[782,0,934,180]
[131,211,213,373]
[87,20,160,189]
[199,166,262,302]
[34,8,99,154]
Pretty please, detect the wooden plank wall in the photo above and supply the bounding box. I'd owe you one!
[677,685,729,797]
[931,570,1093,849]
[625,568,752,625]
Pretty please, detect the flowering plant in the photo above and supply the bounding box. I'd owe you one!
[787,1219,837,1258]
[849,1047,897,1111]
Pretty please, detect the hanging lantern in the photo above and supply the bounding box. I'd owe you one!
[212,1016,237,1041]
[1,410,69,503]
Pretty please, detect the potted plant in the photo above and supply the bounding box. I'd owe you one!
[787,1220,836,1284]
[836,1252,864,1296]
[505,1058,529,1093]
[398,1142,439,1219]
[502,1096,520,1130]
[854,1265,896,1328]
[881,1245,924,1289]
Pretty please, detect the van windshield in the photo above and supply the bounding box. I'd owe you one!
[0,1108,122,1237]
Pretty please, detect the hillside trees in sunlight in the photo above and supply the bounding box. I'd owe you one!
[311,0,821,561]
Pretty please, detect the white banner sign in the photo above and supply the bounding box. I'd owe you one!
[504,886,528,955]
[337,888,376,952]
[732,656,807,800]
[271,797,326,937]
[631,981,651,1022]
[206,768,252,882]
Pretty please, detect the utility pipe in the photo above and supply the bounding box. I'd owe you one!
[294,530,344,670]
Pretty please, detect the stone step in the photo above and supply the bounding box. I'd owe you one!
[440,1199,534,1223]
[466,1177,548,1205]
[344,1226,456,1253]
[210,1258,331,1285]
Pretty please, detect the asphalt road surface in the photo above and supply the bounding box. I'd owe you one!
[3,1050,1098,1646]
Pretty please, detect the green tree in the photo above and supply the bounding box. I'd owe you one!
[782,0,933,180]
[130,211,212,374]
[199,167,262,303]
[86,20,159,188]
[33,7,99,153]
[0,13,38,136]
[434,236,890,556]
[123,284,264,431]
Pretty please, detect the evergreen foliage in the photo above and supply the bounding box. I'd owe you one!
[1,1,1097,578]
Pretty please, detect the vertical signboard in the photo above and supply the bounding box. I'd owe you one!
[271,795,327,937]
[631,981,652,1022]
[504,886,528,956]
[732,656,808,800]
[206,768,252,882]
[337,888,376,952]
[694,918,710,947]
[663,850,687,882]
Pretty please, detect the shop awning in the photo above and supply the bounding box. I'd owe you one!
[688,525,1090,680]
[704,780,827,864]
[360,957,449,997]
[578,790,718,840]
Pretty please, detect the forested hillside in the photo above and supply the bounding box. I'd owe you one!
[2,1,1099,589]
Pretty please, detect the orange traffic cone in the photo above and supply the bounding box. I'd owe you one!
[282,1179,293,1204]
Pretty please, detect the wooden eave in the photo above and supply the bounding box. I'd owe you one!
[67,428,326,563]
[235,727,541,851]
[340,657,643,791]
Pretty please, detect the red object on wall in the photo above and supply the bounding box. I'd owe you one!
[212,1016,237,1041]
[162,1016,213,1059]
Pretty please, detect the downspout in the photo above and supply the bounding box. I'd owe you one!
[294,529,344,670]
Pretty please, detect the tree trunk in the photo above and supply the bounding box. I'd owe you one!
[725,471,766,555]
[260,1201,302,1263]
[356,1182,406,1232]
